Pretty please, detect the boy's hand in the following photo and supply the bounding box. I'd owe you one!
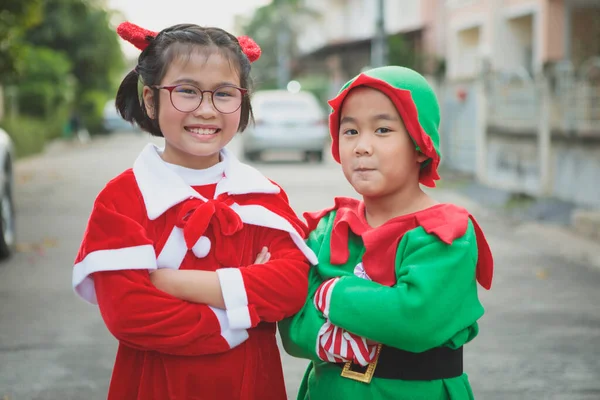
[254,246,271,264]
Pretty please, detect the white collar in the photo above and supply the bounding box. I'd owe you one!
[133,143,280,220]
[163,158,224,186]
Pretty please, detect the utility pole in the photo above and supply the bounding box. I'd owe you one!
[371,0,388,67]
[276,0,291,89]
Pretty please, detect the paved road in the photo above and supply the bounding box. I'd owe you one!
[1,133,599,399]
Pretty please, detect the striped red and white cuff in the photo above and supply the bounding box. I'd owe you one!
[315,320,377,366]
[314,277,340,318]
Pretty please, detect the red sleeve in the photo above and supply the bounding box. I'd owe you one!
[216,189,311,330]
[74,176,249,355]
[216,229,310,329]
[93,269,249,356]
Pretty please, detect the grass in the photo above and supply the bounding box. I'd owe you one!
[0,115,65,158]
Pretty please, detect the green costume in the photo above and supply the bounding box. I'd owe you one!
[278,67,494,400]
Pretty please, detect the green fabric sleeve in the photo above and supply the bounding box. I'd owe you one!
[278,213,334,361]
[327,221,483,353]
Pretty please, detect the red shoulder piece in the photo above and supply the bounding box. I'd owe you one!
[415,204,493,290]
[303,207,336,233]
[415,204,470,244]
[303,197,360,233]
[469,215,494,290]
[303,197,369,265]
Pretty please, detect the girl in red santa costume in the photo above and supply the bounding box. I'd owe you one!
[72,21,316,400]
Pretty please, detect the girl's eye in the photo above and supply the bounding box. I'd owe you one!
[342,129,358,136]
[375,127,391,134]
[175,85,199,95]
[214,89,234,98]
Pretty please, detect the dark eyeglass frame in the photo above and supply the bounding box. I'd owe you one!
[153,84,248,114]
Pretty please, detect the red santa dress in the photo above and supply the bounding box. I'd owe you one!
[72,143,317,400]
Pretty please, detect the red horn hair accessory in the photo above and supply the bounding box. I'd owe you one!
[116,22,157,51]
[116,22,261,63]
[237,36,262,62]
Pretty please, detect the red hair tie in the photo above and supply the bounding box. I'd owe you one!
[116,22,261,62]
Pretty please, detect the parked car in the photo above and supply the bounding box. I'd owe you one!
[0,128,15,260]
[242,90,328,162]
[103,100,140,133]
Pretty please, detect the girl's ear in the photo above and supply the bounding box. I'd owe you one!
[142,86,155,119]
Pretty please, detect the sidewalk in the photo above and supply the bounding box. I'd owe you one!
[431,170,600,272]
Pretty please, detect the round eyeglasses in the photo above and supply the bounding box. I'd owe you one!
[154,84,247,114]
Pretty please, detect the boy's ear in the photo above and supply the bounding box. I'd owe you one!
[416,151,429,163]
[142,86,155,119]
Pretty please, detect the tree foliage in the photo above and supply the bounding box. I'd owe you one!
[243,0,320,90]
[1,0,126,157]
[0,0,43,80]
[15,46,75,118]
[24,0,124,130]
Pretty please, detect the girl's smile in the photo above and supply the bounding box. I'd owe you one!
[143,51,242,170]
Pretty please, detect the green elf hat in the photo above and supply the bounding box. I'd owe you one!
[328,66,441,187]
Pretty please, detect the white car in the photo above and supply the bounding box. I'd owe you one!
[242,90,329,162]
[0,128,15,260]
[103,100,140,133]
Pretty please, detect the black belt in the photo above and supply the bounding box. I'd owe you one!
[333,345,463,382]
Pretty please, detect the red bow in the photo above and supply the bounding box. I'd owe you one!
[176,197,244,265]
[116,21,261,62]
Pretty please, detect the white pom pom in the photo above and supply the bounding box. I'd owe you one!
[192,236,211,258]
[353,262,371,280]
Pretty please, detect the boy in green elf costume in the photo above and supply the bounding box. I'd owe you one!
[278,66,494,400]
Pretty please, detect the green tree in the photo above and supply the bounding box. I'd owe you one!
[15,46,75,120]
[387,34,421,71]
[24,0,125,132]
[243,0,319,90]
[0,0,43,81]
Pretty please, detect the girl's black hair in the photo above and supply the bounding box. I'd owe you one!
[115,24,253,136]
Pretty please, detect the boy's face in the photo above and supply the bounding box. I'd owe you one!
[338,86,427,199]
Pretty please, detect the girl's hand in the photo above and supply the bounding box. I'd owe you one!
[254,246,271,264]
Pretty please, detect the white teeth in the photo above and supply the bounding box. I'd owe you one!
[187,127,218,135]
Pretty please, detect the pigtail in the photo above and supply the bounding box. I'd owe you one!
[115,70,144,124]
[115,69,161,135]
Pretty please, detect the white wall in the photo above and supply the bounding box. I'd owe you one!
[297,0,424,55]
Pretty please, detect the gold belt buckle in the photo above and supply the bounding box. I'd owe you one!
[340,344,382,384]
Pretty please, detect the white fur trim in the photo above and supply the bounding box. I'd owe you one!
[73,245,157,305]
[216,268,252,329]
[215,148,280,196]
[132,144,318,265]
[133,144,279,220]
[209,306,249,348]
[231,203,318,265]
[133,144,207,220]
[191,236,211,258]
[156,227,187,270]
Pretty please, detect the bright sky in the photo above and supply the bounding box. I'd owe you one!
[105,0,271,60]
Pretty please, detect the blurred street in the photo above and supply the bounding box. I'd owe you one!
[0,132,599,400]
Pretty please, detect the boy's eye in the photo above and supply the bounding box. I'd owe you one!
[342,129,358,136]
[375,127,391,134]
